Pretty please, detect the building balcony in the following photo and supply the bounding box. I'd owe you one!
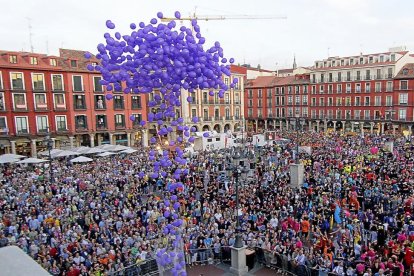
[16,129,29,136]
[74,104,87,110]
[96,124,108,130]
[115,124,126,130]
[13,106,28,112]
[75,126,88,132]
[202,117,212,122]
[214,116,221,121]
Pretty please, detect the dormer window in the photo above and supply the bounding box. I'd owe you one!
[30,56,38,65]
[403,68,409,75]
[9,55,17,64]
[360,57,364,64]
[70,60,78,68]
[50,58,57,66]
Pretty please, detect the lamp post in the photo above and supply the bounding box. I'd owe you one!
[43,128,53,185]
[290,114,305,164]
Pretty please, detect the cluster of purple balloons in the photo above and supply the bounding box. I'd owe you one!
[87,11,236,274]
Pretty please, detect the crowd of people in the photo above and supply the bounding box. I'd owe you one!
[0,130,413,276]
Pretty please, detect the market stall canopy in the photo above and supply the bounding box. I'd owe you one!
[38,149,63,157]
[0,153,26,159]
[0,155,19,164]
[52,150,80,158]
[70,156,93,163]
[97,151,117,157]
[16,158,48,164]
[120,148,138,154]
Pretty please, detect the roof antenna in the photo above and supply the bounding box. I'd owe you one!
[25,17,34,53]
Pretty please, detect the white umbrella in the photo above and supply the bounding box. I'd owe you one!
[95,144,114,150]
[84,147,106,154]
[97,151,116,157]
[0,156,19,164]
[53,150,80,158]
[72,146,91,153]
[120,148,138,154]
[38,149,63,156]
[70,156,93,163]
[0,153,26,159]
[107,145,131,152]
[16,158,48,164]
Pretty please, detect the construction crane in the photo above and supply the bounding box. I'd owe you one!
[160,14,287,22]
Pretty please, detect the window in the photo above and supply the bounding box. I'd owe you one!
[364,96,370,106]
[114,95,124,109]
[191,109,197,118]
[92,76,103,92]
[356,71,361,80]
[56,116,67,131]
[320,74,324,83]
[385,96,393,106]
[225,108,230,119]
[337,84,342,93]
[295,95,300,104]
[365,83,370,93]
[303,85,308,94]
[387,68,393,78]
[336,97,342,106]
[30,57,38,65]
[399,109,406,120]
[73,95,86,109]
[0,93,4,111]
[355,83,361,93]
[53,94,65,109]
[96,115,108,129]
[9,55,17,64]
[403,68,409,75]
[355,96,361,106]
[115,114,125,128]
[354,110,361,119]
[376,69,382,79]
[248,109,253,117]
[36,116,48,133]
[346,71,351,81]
[131,96,141,109]
[235,108,240,118]
[94,95,106,110]
[13,93,26,110]
[52,74,64,91]
[399,93,408,104]
[302,107,308,117]
[10,72,24,90]
[288,86,292,94]
[390,54,395,62]
[225,93,230,104]
[131,114,142,125]
[302,95,308,104]
[364,110,370,119]
[311,86,316,94]
[224,78,229,85]
[319,85,324,94]
[374,96,381,106]
[346,83,351,93]
[380,56,384,62]
[328,85,333,94]
[375,82,381,92]
[72,75,83,92]
[75,115,87,130]
[34,94,47,110]
[295,86,299,94]
[0,117,7,132]
[32,73,45,90]
[345,97,351,106]
[366,70,371,80]
[50,58,57,66]
[311,97,316,106]
[235,93,240,104]
[319,97,325,107]
[400,80,408,90]
[234,77,239,90]
[287,95,292,104]
[70,60,78,67]
[0,72,3,90]
[328,73,333,82]
[248,89,253,98]
[258,89,262,97]
[386,81,393,92]
[15,117,28,134]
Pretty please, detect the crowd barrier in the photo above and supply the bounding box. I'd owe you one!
[109,258,159,276]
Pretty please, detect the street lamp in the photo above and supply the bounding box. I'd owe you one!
[43,128,53,186]
[290,114,305,164]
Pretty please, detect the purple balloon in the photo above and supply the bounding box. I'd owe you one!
[105,94,113,100]
[106,20,115,29]
[188,136,195,143]
[164,211,170,218]
[191,117,199,123]
[84,52,92,59]
[129,115,136,121]
[203,132,210,138]
[157,12,164,19]
[130,23,136,29]
[174,11,181,19]
[186,96,193,103]
[140,120,146,126]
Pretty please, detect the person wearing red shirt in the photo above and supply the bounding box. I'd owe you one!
[66,264,80,276]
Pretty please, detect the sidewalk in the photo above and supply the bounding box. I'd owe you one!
[186,262,283,276]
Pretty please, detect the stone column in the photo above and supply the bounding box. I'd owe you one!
[279,121,283,130]
[408,125,412,135]
[316,121,320,132]
[51,138,56,149]
[109,133,114,145]
[342,121,346,133]
[142,130,149,147]
[264,120,268,130]
[324,120,328,132]
[255,120,258,133]
[10,141,16,154]
[230,246,249,276]
[333,121,337,131]
[69,136,75,149]
[127,133,131,147]
[381,123,385,134]
[89,134,95,147]
[308,121,312,131]
[31,139,37,157]
[273,120,276,130]
[351,122,355,132]
[97,134,102,146]
[370,122,375,134]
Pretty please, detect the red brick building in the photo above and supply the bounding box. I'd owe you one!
[0,49,149,156]
[245,49,414,135]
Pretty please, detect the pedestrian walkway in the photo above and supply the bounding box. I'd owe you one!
[186,263,283,275]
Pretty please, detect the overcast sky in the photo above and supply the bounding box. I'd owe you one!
[1,0,413,70]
